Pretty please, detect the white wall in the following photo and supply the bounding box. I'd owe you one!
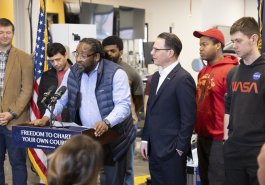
[13,0,39,54]
[16,0,258,80]
[64,0,258,79]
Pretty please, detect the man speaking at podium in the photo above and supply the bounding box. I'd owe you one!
[30,38,136,185]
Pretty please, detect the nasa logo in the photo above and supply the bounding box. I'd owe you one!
[232,81,258,94]
[253,72,261,80]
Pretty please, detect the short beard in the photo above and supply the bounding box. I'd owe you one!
[84,63,96,74]
[106,56,118,63]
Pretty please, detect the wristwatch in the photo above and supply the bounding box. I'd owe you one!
[103,119,111,128]
[9,110,17,120]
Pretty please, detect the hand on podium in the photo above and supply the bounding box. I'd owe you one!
[93,120,109,137]
[29,116,49,126]
[91,120,120,145]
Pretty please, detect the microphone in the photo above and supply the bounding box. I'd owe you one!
[41,85,56,104]
[50,86,67,104]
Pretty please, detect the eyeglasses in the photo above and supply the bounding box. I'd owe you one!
[72,51,95,60]
[152,47,171,53]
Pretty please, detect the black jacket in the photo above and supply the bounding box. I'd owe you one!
[225,54,265,146]
[37,67,71,122]
[142,63,196,160]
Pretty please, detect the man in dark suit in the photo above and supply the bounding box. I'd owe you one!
[140,32,196,185]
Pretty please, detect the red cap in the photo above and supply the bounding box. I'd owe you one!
[193,28,225,46]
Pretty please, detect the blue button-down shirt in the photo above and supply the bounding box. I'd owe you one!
[45,63,131,128]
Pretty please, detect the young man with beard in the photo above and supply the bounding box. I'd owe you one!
[193,28,238,185]
[102,35,144,185]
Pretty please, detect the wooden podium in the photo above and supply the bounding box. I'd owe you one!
[12,124,120,150]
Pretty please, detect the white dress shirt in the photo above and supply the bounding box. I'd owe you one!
[156,61,179,93]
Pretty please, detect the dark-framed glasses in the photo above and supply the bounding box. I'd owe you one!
[152,47,171,53]
[72,51,95,60]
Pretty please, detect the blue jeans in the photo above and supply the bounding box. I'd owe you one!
[123,139,135,185]
[100,151,127,185]
[123,125,137,185]
[0,126,27,185]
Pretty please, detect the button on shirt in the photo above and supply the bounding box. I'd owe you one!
[44,63,131,128]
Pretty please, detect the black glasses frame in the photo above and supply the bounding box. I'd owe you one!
[72,51,95,60]
[152,47,171,52]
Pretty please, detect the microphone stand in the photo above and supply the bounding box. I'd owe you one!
[41,101,57,128]
[41,86,67,128]
[49,102,56,128]
[48,97,65,128]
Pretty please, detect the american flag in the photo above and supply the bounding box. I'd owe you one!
[258,0,265,53]
[28,0,51,184]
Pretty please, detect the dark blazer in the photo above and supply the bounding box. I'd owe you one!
[37,66,71,122]
[142,63,196,160]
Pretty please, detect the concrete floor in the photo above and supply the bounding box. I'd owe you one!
[4,137,149,185]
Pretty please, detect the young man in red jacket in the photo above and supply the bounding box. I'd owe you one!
[193,28,238,185]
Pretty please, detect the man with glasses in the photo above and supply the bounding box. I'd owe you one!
[31,38,135,185]
[140,32,196,185]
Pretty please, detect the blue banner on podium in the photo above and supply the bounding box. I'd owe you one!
[12,125,89,150]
